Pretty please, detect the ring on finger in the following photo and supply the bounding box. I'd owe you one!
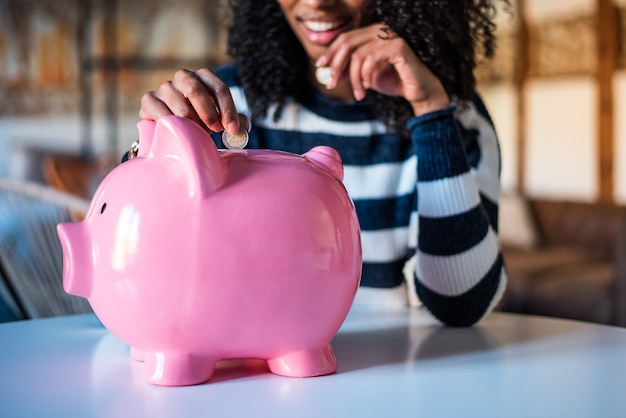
[378,25,399,40]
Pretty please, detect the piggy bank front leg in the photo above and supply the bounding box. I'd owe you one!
[267,345,337,378]
[141,350,217,386]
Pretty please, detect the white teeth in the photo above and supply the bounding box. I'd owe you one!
[303,20,342,32]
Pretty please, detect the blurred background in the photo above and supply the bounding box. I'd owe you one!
[0,0,229,183]
[2,0,626,325]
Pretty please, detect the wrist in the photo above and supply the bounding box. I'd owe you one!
[410,93,450,117]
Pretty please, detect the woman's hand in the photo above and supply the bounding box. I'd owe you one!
[139,68,241,134]
[315,24,450,117]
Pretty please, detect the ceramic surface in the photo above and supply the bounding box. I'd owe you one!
[57,116,362,386]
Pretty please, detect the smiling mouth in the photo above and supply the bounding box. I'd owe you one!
[301,19,350,33]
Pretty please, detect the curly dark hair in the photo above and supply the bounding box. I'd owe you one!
[227,0,510,134]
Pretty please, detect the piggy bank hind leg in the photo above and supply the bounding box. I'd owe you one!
[130,346,145,361]
[141,350,217,386]
[267,345,337,378]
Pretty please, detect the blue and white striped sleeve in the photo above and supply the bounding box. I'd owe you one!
[408,99,507,326]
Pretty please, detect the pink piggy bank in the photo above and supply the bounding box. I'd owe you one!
[57,115,362,386]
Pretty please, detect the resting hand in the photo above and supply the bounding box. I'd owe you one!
[316,24,450,117]
[139,68,241,134]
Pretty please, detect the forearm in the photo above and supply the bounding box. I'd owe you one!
[409,104,505,326]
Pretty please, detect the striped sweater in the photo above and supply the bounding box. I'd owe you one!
[213,65,506,326]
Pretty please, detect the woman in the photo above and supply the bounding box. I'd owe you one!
[139,0,509,326]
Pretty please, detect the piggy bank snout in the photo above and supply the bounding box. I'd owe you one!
[57,222,93,298]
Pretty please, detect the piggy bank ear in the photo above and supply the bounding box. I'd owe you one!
[148,115,227,196]
[136,119,156,158]
[303,146,344,180]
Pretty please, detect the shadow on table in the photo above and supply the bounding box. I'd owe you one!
[332,313,587,373]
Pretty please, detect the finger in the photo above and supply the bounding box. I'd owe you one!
[318,24,373,66]
[172,69,223,132]
[139,81,205,130]
[351,41,392,99]
[367,59,397,96]
[360,49,389,90]
[325,40,354,90]
[195,68,240,134]
[139,90,175,120]
[348,49,366,101]
[322,25,385,90]
[359,54,375,92]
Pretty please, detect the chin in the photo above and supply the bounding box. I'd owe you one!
[303,45,327,62]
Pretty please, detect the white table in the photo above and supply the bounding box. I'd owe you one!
[1,308,626,418]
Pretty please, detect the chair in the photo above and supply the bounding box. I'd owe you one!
[498,195,626,326]
[0,177,93,320]
[41,152,114,200]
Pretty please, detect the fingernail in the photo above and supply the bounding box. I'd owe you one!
[209,121,224,132]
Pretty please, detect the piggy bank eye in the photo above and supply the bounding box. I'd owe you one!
[100,203,107,214]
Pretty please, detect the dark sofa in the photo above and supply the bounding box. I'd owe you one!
[497,197,626,326]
